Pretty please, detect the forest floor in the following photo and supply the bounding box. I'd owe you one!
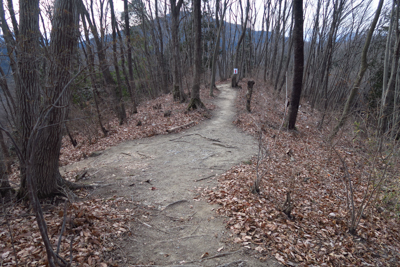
[60,82,281,266]
[1,80,400,266]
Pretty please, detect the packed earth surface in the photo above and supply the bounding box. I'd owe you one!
[61,83,282,266]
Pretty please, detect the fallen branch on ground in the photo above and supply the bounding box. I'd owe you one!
[167,121,195,133]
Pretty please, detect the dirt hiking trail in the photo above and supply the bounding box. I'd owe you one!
[62,83,281,266]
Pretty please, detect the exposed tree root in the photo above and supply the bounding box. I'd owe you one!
[187,97,205,110]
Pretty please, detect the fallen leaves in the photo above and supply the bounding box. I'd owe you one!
[1,87,217,266]
[0,195,137,266]
[60,88,216,166]
[202,79,400,266]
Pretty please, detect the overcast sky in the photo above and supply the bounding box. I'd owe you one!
[0,0,386,37]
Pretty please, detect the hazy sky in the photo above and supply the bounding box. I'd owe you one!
[113,0,384,29]
[0,0,385,36]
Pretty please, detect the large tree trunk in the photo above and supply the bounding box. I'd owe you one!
[19,0,80,198]
[16,0,41,198]
[188,0,204,110]
[286,0,304,130]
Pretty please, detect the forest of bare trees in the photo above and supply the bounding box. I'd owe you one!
[0,0,399,265]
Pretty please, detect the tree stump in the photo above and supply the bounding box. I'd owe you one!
[246,80,255,112]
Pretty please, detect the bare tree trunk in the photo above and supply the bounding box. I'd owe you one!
[269,0,283,83]
[170,0,187,102]
[220,21,227,80]
[110,0,127,125]
[231,0,250,88]
[379,1,400,135]
[81,16,108,137]
[188,0,204,110]
[318,0,345,129]
[330,0,383,141]
[124,0,138,113]
[302,0,321,98]
[80,0,126,124]
[0,132,13,201]
[0,0,19,91]
[278,27,293,93]
[286,0,304,130]
[263,1,272,82]
[0,67,16,125]
[210,0,227,96]
[25,0,80,198]
[274,1,291,91]
[15,0,41,198]
[155,0,169,93]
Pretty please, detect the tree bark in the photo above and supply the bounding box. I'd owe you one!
[170,0,187,102]
[231,0,250,88]
[155,0,169,93]
[246,81,255,112]
[16,0,41,198]
[210,0,228,96]
[0,131,13,201]
[263,1,272,82]
[188,0,204,110]
[19,0,80,198]
[110,0,127,125]
[286,0,304,130]
[124,0,138,113]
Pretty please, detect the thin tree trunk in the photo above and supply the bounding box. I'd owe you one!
[155,0,169,93]
[274,2,291,91]
[330,0,383,141]
[278,28,293,93]
[269,0,283,83]
[379,2,400,135]
[80,0,125,124]
[110,0,126,125]
[263,1,272,82]
[210,0,227,96]
[81,16,108,137]
[124,0,138,113]
[231,0,250,87]
[170,0,187,102]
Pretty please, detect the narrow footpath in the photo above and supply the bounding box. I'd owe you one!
[63,83,281,266]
